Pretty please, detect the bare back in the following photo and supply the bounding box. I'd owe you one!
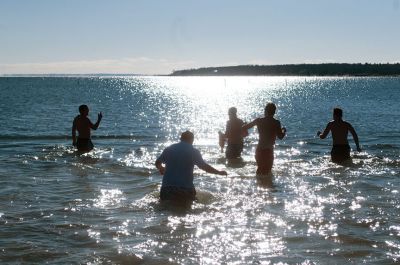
[322,120,355,145]
[256,117,282,149]
[225,118,244,145]
[319,117,361,152]
[331,120,352,145]
[73,115,93,139]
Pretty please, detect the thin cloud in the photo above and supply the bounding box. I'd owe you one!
[0,57,197,75]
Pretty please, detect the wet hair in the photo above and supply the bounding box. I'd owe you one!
[228,107,237,116]
[333,108,343,118]
[79,104,88,114]
[264,103,276,116]
[180,130,194,143]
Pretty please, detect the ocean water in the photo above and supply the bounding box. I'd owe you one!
[0,76,399,264]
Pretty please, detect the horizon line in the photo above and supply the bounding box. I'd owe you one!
[2,62,400,77]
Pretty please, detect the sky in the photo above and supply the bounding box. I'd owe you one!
[0,0,399,75]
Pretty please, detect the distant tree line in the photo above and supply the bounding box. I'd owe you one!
[170,63,400,76]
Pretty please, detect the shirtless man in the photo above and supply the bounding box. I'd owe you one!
[219,107,246,159]
[317,108,361,163]
[72,105,102,152]
[243,103,286,175]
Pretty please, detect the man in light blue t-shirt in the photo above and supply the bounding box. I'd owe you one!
[155,131,227,202]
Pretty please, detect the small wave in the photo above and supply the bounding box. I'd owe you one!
[0,248,67,263]
[332,233,376,246]
[367,144,399,150]
[196,189,216,204]
[95,251,175,265]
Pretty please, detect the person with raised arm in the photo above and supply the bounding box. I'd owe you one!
[72,104,102,152]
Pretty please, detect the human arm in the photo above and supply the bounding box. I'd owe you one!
[198,163,227,176]
[218,131,226,152]
[72,118,77,146]
[155,150,166,175]
[276,121,286,140]
[90,112,103,130]
[218,122,228,143]
[155,159,165,175]
[317,122,331,139]
[243,118,257,131]
[348,123,361,151]
[241,120,249,137]
[194,149,227,175]
[223,121,230,138]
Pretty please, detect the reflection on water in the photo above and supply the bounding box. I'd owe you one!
[0,76,399,264]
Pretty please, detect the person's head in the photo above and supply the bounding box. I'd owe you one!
[79,105,89,116]
[228,107,237,119]
[333,108,343,120]
[264,103,276,116]
[180,130,194,144]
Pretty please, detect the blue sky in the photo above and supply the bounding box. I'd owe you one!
[0,0,399,74]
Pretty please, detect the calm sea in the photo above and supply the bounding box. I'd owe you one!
[0,76,399,264]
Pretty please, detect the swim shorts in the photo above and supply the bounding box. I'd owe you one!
[255,148,274,175]
[76,138,94,151]
[331,144,351,163]
[226,143,243,159]
[160,186,196,201]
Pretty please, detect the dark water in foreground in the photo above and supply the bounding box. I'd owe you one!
[0,76,399,264]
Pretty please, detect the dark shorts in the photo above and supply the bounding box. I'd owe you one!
[76,138,94,151]
[255,148,274,175]
[160,186,196,201]
[331,144,351,163]
[226,143,243,159]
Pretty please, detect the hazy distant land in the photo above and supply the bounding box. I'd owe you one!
[170,63,400,76]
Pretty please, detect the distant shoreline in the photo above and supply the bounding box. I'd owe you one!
[2,63,400,77]
[170,63,400,77]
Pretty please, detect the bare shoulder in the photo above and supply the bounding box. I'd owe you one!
[251,117,260,125]
[73,115,80,123]
[344,121,354,129]
[323,121,333,130]
[77,116,91,125]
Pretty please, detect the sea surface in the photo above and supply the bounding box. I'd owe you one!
[0,76,399,264]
